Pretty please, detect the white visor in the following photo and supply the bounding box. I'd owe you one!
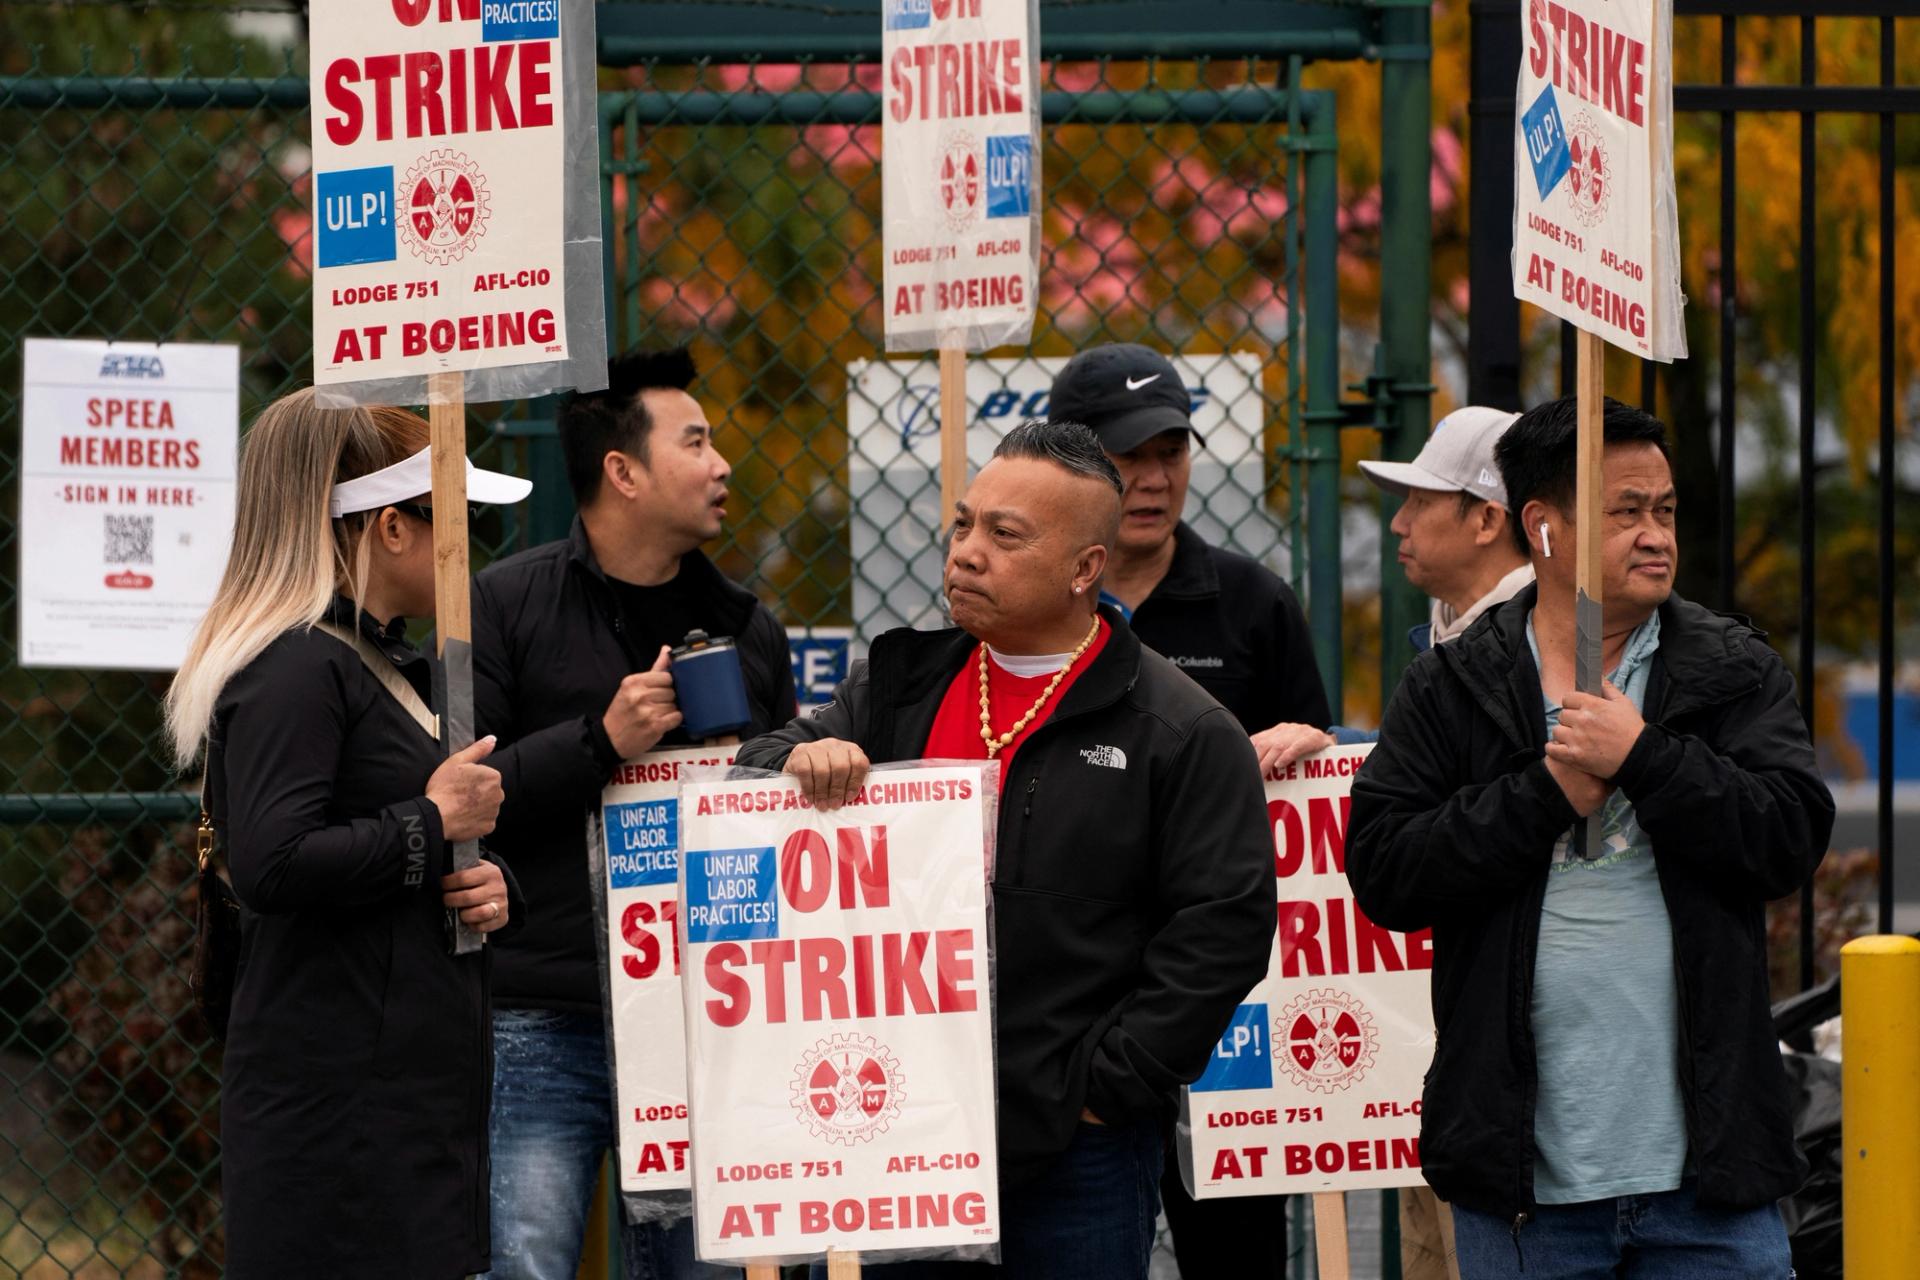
[329,446,534,518]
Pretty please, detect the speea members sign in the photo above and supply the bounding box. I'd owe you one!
[1179,745,1440,1197]
[1511,0,1686,360]
[882,0,1040,353]
[308,0,606,401]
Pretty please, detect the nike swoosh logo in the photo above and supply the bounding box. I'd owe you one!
[1125,374,1161,391]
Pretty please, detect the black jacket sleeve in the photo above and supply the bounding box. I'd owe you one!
[1615,640,1835,900]
[473,569,620,847]
[735,660,873,771]
[220,640,447,913]
[1346,661,1577,933]
[1266,582,1333,731]
[1083,707,1276,1121]
[743,605,799,733]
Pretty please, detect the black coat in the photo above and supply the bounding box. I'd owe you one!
[737,607,1275,1184]
[473,519,797,1012]
[1122,522,1332,732]
[212,599,520,1280]
[1346,586,1835,1220]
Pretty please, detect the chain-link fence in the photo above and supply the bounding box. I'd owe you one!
[1,7,1425,1274]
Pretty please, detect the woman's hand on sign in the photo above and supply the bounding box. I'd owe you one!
[426,736,503,842]
[785,738,870,811]
[441,860,510,933]
[1251,722,1335,779]
[604,646,683,758]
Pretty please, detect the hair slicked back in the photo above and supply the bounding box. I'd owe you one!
[557,346,698,504]
[1493,395,1672,557]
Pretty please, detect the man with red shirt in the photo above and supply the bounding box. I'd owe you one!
[737,420,1275,1279]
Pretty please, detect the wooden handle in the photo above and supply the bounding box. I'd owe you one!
[826,1249,861,1279]
[428,369,470,654]
[939,346,967,526]
[1574,327,1605,680]
[1313,1191,1350,1280]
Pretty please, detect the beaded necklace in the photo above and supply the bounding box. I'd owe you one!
[977,615,1101,759]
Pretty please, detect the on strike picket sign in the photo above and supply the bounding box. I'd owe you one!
[679,764,1000,1264]
[18,338,238,670]
[1182,745,1438,1197]
[594,746,736,1202]
[309,0,596,391]
[881,0,1040,353]
[1511,0,1686,359]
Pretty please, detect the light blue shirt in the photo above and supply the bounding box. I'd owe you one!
[1525,611,1688,1204]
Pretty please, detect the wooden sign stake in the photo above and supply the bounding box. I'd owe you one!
[1313,1192,1351,1280]
[1573,329,1606,859]
[428,368,484,953]
[939,345,967,525]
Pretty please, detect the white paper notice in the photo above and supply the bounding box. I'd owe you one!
[309,0,571,385]
[1511,0,1685,360]
[18,338,238,670]
[1182,746,1439,1197]
[597,746,737,1200]
[881,0,1040,353]
[680,765,1000,1265]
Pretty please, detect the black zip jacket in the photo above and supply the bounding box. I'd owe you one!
[736,607,1275,1184]
[474,518,796,1012]
[1123,522,1331,732]
[212,598,522,1279]
[1346,586,1835,1221]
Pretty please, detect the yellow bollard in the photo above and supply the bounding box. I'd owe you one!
[1841,935,1920,1279]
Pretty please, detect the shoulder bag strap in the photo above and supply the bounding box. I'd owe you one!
[314,621,442,742]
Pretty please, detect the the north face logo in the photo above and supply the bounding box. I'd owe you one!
[1079,745,1127,770]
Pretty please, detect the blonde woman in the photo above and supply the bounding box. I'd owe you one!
[167,388,530,1279]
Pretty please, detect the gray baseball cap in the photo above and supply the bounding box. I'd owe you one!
[1358,405,1521,508]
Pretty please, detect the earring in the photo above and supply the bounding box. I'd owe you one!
[1072,585,1083,595]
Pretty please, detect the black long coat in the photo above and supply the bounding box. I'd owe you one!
[210,598,514,1279]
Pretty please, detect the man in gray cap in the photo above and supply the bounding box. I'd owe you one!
[1360,404,1534,653]
[1048,342,1331,1280]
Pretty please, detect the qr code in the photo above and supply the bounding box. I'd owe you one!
[104,514,154,565]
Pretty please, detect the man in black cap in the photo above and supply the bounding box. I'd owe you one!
[1047,342,1333,1278]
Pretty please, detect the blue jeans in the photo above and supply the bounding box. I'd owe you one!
[820,1121,1164,1280]
[486,1010,735,1280]
[1452,1181,1792,1279]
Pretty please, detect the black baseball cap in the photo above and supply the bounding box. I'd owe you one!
[1047,343,1202,455]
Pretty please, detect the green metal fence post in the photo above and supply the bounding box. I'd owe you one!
[1375,0,1435,705]
[1303,106,1344,720]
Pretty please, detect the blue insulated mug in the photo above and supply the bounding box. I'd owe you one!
[669,630,752,740]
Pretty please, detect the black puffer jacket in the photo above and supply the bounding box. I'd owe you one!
[737,607,1275,1184]
[1347,586,1835,1221]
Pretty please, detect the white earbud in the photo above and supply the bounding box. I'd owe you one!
[1539,522,1554,559]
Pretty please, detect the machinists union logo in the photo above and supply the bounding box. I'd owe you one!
[1563,113,1612,229]
[399,149,492,265]
[1278,989,1378,1094]
[791,1034,905,1145]
[935,130,982,234]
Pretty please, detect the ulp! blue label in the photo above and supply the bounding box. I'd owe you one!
[1522,85,1572,202]
[985,135,1033,219]
[1191,1002,1273,1092]
[884,0,931,30]
[315,167,396,268]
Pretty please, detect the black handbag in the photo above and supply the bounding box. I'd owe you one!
[191,770,242,1039]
